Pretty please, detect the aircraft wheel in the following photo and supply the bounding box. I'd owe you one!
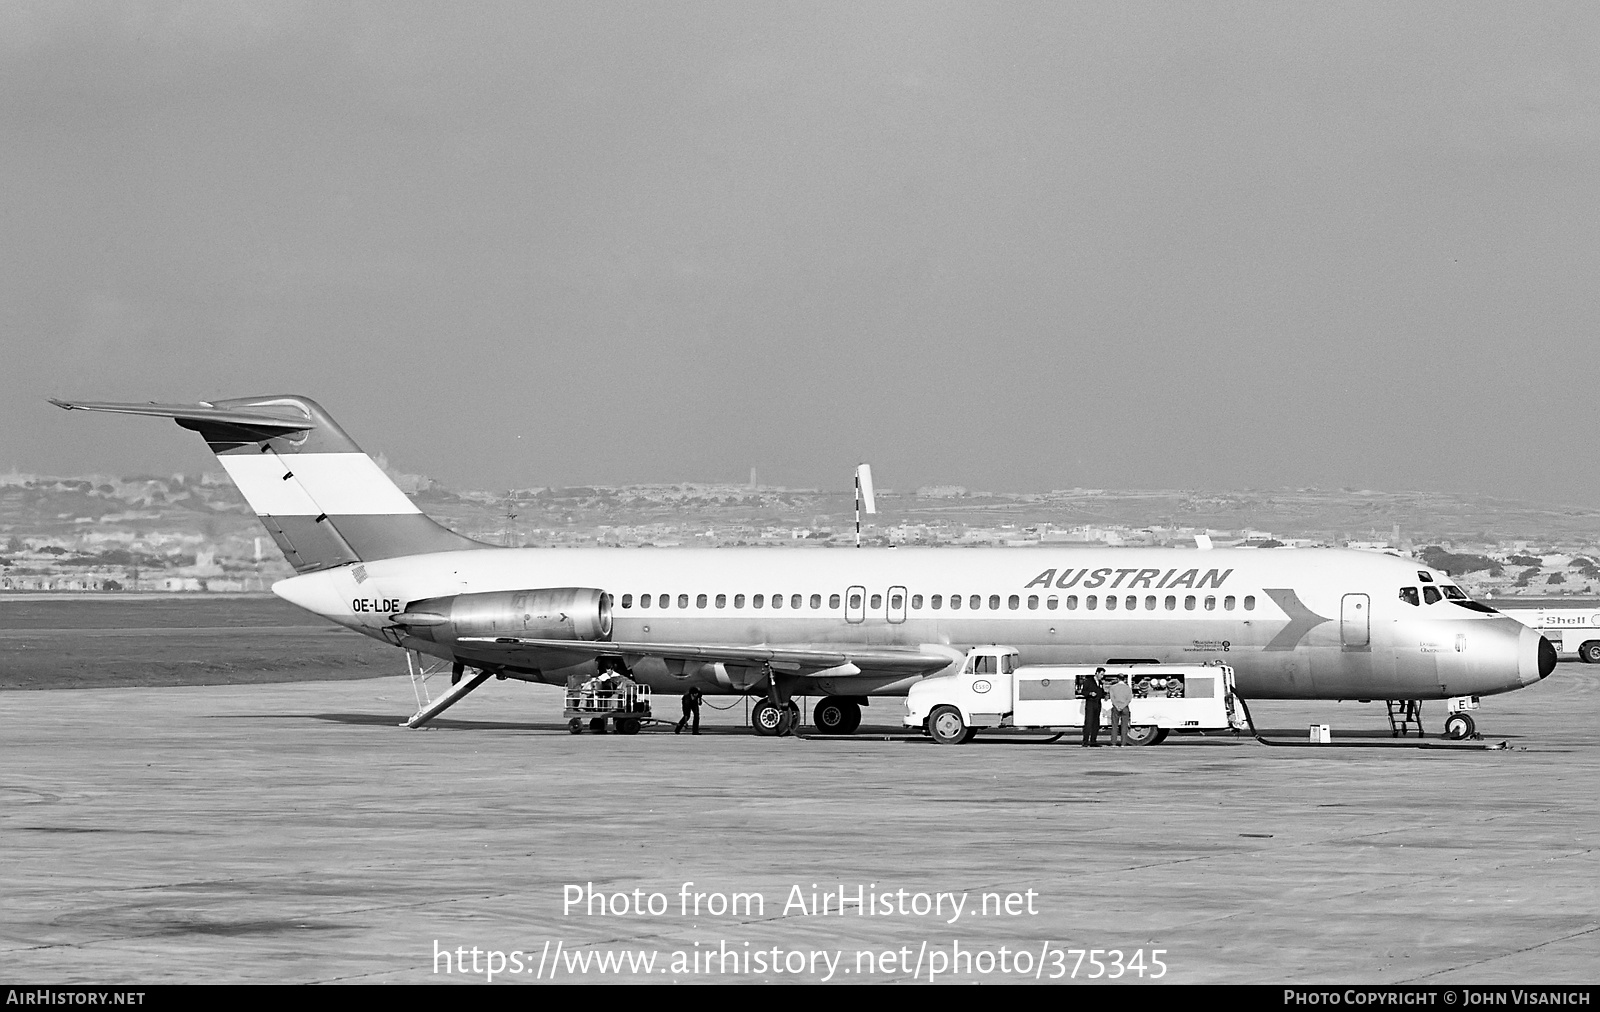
[615,718,641,736]
[1579,641,1600,664]
[568,718,583,735]
[1122,725,1163,746]
[928,706,968,745]
[1443,712,1476,740]
[813,697,862,735]
[751,700,790,737]
[589,717,609,735]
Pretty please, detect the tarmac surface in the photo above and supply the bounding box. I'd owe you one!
[2,664,1596,984]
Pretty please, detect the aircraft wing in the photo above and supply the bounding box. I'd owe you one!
[453,636,955,676]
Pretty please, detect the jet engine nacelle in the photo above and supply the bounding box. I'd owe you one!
[395,587,612,644]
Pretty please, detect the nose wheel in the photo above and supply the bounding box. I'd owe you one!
[1442,712,1477,740]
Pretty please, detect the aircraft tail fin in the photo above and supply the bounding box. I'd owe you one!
[51,395,484,573]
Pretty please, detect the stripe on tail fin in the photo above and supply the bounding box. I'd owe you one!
[51,395,483,572]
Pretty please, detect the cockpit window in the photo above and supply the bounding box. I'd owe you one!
[1441,586,1468,600]
[1399,587,1420,606]
[1423,586,1441,605]
[1417,571,1434,583]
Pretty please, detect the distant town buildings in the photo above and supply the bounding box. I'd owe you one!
[2,471,1597,595]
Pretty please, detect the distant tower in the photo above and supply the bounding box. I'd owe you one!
[748,467,758,490]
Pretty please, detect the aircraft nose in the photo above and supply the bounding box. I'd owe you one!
[1518,626,1557,685]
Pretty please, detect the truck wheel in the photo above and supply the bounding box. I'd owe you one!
[1579,641,1600,664]
[1443,712,1476,740]
[1123,725,1163,746]
[928,706,968,745]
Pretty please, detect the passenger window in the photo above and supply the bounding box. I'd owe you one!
[870,594,882,609]
[621,594,632,608]
[640,594,651,608]
[1046,596,1058,610]
[1185,595,1196,611]
[1399,587,1420,607]
[931,594,942,609]
[848,593,861,609]
[911,594,923,609]
[1224,595,1235,610]
[772,594,783,609]
[1165,595,1176,610]
[1007,595,1019,610]
[734,594,745,608]
[1106,595,1118,611]
[1244,595,1255,610]
[1204,596,1216,611]
[811,594,822,609]
[697,594,708,608]
[1125,595,1136,610]
[678,594,689,609]
[1423,586,1441,605]
[988,595,1000,610]
[1087,595,1098,610]
[887,593,900,610]
[715,594,726,608]
[791,594,802,609]
[1027,595,1038,610]
[830,594,841,609]
[1065,595,1077,610]
[950,595,961,610]
[753,594,764,608]
[969,595,981,610]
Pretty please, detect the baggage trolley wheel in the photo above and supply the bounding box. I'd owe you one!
[616,718,641,735]
[568,718,583,735]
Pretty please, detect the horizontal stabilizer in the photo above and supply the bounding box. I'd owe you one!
[49,398,312,442]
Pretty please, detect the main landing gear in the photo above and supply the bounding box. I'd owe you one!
[811,696,863,735]
[751,699,801,736]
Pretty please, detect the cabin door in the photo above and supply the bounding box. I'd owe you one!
[1341,593,1370,649]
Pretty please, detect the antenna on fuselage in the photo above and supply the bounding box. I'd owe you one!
[855,463,876,548]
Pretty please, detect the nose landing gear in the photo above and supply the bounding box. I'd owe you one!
[1442,711,1477,740]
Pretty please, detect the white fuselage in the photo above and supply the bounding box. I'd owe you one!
[274,545,1548,701]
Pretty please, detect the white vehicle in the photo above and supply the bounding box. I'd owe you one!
[904,645,1245,745]
[1493,604,1600,664]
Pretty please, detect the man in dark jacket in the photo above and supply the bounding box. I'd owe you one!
[1081,668,1107,747]
[676,687,704,735]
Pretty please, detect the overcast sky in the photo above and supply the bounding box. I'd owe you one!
[4,2,1597,501]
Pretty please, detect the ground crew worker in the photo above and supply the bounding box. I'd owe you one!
[676,686,703,735]
[1082,668,1107,747]
[1108,674,1134,746]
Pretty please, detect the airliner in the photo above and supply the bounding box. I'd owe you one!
[52,395,1555,739]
